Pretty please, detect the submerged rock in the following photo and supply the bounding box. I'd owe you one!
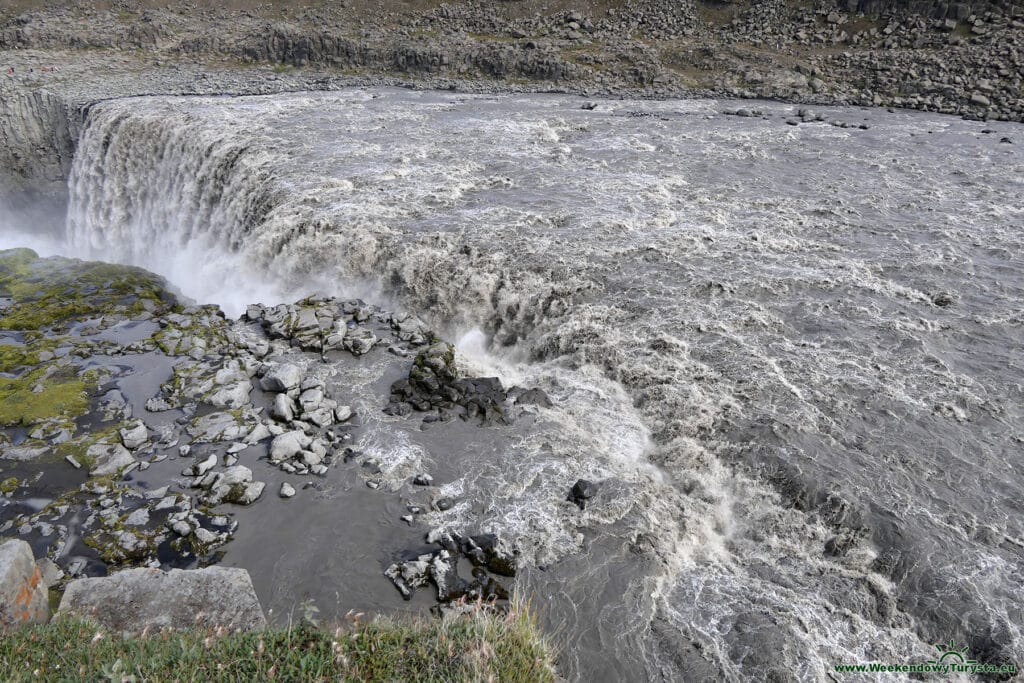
[568,479,598,510]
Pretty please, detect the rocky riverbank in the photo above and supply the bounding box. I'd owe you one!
[0,248,554,619]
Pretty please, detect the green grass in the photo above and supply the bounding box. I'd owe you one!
[0,604,556,682]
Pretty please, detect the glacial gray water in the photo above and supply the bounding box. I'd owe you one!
[49,88,1024,680]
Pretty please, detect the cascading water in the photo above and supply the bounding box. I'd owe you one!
[61,88,1024,680]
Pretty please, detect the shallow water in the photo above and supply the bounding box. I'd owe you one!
[28,88,1024,679]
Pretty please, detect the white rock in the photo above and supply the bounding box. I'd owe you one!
[218,466,253,487]
[298,387,324,413]
[305,407,334,427]
[244,423,272,444]
[300,450,323,467]
[119,421,149,450]
[209,380,253,409]
[194,528,218,544]
[279,483,296,498]
[194,453,218,477]
[170,521,193,536]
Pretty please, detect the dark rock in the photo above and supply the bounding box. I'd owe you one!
[514,387,553,408]
[568,478,598,509]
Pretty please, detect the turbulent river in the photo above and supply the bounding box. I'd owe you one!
[26,88,1024,679]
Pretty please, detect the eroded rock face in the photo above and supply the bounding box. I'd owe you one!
[0,539,49,629]
[57,566,266,632]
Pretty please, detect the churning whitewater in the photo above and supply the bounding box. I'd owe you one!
[64,88,1023,680]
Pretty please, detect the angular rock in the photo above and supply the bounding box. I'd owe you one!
[224,481,265,505]
[260,363,303,392]
[218,465,253,488]
[88,443,135,476]
[188,412,248,443]
[244,423,272,444]
[271,393,296,422]
[208,380,253,409]
[119,421,149,450]
[298,387,324,413]
[194,453,218,477]
[0,539,49,629]
[569,479,598,509]
[57,567,266,632]
[269,430,312,462]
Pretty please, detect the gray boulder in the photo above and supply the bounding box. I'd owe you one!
[0,539,49,629]
[271,393,296,422]
[208,380,253,409]
[269,430,311,462]
[57,567,266,632]
[119,421,149,450]
[260,363,303,392]
[87,443,135,476]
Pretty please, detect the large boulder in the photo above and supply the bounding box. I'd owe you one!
[260,363,303,392]
[269,430,311,462]
[57,567,266,632]
[0,539,49,629]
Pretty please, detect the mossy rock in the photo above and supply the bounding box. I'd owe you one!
[0,249,176,332]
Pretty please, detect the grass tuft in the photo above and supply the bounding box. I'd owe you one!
[0,601,556,682]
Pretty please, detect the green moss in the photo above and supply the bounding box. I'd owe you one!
[54,424,124,471]
[0,249,173,332]
[0,365,88,427]
[83,525,159,566]
[0,344,38,373]
[0,477,19,494]
[0,603,556,682]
